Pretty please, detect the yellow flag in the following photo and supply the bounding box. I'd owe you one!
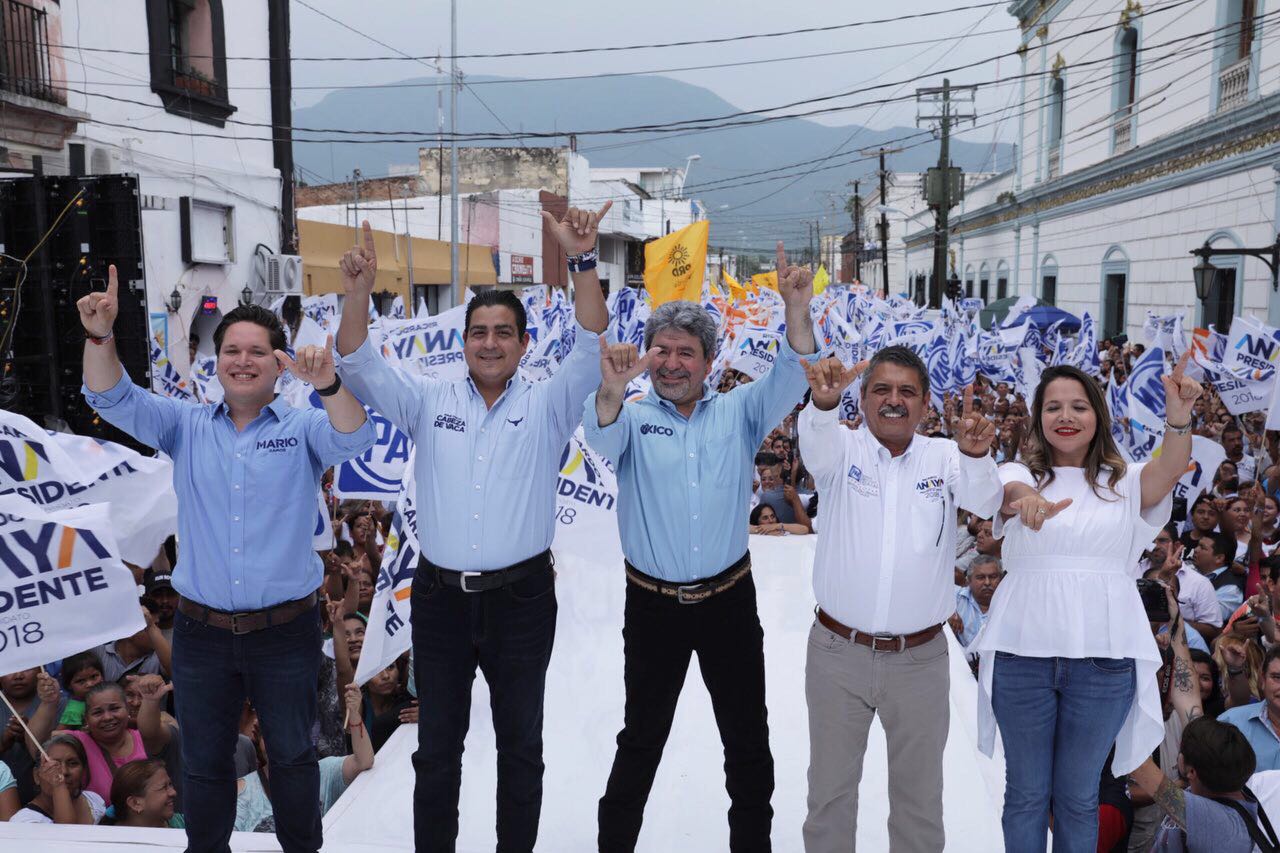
[723,270,747,303]
[814,264,830,295]
[643,220,709,306]
[752,271,778,292]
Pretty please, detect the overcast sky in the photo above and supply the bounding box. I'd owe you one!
[288,0,1025,142]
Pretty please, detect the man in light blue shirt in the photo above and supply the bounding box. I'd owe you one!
[78,267,375,853]
[952,554,1003,648]
[1220,646,1280,772]
[584,243,818,852]
[335,209,611,853]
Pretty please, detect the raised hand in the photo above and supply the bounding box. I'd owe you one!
[36,754,66,792]
[598,336,653,394]
[340,221,378,299]
[775,242,814,307]
[76,264,119,338]
[542,201,613,257]
[1162,349,1202,426]
[1008,493,1074,531]
[343,682,363,723]
[276,333,337,388]
[133,673,173,703]
[953,385,997,458]
[398,699,419,724]
[35,671,60,705]
[802,356,868,411]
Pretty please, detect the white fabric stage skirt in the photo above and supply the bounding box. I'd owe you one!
[0,535,1010,851]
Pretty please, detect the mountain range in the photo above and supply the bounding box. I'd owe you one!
[293,74,1014,249]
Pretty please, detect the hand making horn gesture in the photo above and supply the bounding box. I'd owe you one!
[340,220,378,299]
[1162,349,1202,428]
[776,241,814,307]
[953,384,998,459]
[542,201,613,257]
[598,335,653,395]
[802,357,868,411]
[275,333,338,388]
[76,263,119,339]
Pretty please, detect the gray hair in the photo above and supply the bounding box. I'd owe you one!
[967,554,1003,578]
[644,300,717,360]
[862,344,929,398]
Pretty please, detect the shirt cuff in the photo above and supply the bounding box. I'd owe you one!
[332,413,378,446]
[583,391,625,433]
[801,400,840,426]
[81,370,134,409]
[335,337,377,373]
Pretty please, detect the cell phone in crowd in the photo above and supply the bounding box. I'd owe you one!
[1171,495,1188,524]
[1137,578,1171,623]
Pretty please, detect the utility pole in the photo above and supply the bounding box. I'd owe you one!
[858,147,901,296]
[449,0,460,304]
[851,179,861,282]
[917,78,976,306]
[351,168,361,236]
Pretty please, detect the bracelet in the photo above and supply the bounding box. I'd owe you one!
[86,331,114,346]
[1227,665,1245,677]
[566,249,598,274]
[346,720,364,731]
[315,376,343,397]
[1165,419,1192,436]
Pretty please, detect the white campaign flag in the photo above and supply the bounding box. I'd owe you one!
[1172,436,1228,507]
[355,457,418,687]
[1219,315,1280,415]
[0,411,177,565]
[0,497,144,673]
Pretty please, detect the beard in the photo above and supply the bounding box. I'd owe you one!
[653,370,696,403]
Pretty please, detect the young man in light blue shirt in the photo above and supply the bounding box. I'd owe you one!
[335,208,612,853]
[79,266,375,853]
[584,243,818,852]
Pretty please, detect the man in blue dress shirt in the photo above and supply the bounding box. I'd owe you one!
[335,209,612,853]
[1219,645,1280,771]
[584,243,819,852]
[78,266,376,853]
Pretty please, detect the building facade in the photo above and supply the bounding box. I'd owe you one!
[903,0,1280,338]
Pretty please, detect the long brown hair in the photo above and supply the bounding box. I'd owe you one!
[1021,365,1127,499]
[109,759,165,822]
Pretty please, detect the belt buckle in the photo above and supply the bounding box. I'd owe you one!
[871,634,905,653]
[459,571,484,593]
[675,583,705,604]
[229,612,254,635]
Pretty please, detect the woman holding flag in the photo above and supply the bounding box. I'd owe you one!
[973,351,1202,852]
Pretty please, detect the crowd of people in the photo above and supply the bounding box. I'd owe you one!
[2,198,1276,853]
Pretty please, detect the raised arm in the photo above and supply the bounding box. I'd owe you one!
[23,671,62,758]
[335,222,377,358]
[341,683,375,784]
[541,202,612,334]
[77,264,125,392]
[797,357,866,478]
[1140,351,1202,510]
[775,242,816,356]
[142,607,172,677]
[277,334,368,435]
[593,338,653,430]
[133,674,174,755]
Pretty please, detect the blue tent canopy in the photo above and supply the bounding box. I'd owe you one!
[1019,304,1082,332]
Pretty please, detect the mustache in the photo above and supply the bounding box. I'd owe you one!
[656,369,690,381]
[877,404,908,418]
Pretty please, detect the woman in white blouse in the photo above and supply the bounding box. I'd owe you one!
[973,354,1201,853]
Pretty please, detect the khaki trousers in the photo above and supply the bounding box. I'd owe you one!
[803,618,950,853]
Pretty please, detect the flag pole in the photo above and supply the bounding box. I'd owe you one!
[0,691,50,761]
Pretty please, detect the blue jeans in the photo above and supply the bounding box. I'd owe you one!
[171,605,323,853]
[410,557,557,853]
[992,653,1136,853]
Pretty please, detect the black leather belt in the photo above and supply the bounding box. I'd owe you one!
[418,549,553,593]
[177,592,318,635]
[623,552,751,604]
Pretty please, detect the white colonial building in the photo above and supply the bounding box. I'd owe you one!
[903,0,1280,338]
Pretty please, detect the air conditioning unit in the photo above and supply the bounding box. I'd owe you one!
[263,253,302,294]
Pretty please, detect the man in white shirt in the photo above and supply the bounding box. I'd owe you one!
[798,347,1002,853]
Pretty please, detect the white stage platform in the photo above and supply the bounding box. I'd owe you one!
[0,536,1009,852]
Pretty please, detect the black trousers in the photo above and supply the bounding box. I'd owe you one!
[598,568,774,853]
[410,554,557,853]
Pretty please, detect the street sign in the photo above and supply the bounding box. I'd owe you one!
[511,254,534,284]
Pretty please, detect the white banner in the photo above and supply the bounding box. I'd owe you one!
[0,497,144,673]
[1219,316,1280,415]
[354,457,418,687]
[1172,435,1228,507]
[376,303,470,382]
